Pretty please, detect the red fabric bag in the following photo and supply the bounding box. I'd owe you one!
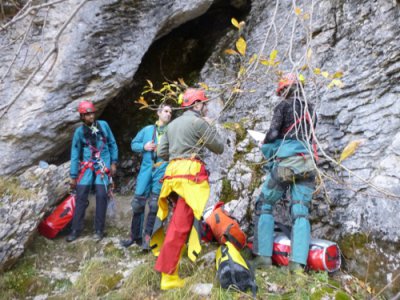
[38,194,76,239]
[272,234,341,272]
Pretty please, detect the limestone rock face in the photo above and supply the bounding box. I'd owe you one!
[202,0,400,243]
[0,0,213,176]
[0,163,69,271]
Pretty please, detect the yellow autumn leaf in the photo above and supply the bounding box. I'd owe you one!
[145,79,153,89]
[313,68,321,75]
[303,13,310,20]
[135,96,149,109]
[177,93,183,104]
[260,59,270,66]
[339,140,364,162]
[248,54,258,64]
[321,71,329,78]
[238,21,246,29]
[178,78,188,87]
[231,18,240,29]
[333,71,344,78]
[294,7,302,15]
[224,49,238,55]
[298,74,305,83]
[238,66,246,76]
[307,48,313,60]
[328,79,344,89]
[270,49,278,61]
[233,88,243,94]
[236,37,247,56]
[198,82,209,90]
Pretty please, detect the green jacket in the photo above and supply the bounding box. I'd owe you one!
[157,110,224,161]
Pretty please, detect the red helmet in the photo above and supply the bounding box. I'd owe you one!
[276,73,303,96]
[78,101,96,114]
[181,88,208,107]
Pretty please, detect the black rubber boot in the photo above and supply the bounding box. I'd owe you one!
[66,230,79,242]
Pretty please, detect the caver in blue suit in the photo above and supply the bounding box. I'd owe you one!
[128,123,168,249]
[70,120,118,235]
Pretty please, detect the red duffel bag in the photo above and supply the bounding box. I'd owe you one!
[272,234,341,272]
[38,193,76,239]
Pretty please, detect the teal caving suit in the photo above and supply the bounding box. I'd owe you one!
[129,123,168,248]
[253,97,317,265]
[70,120,118,234]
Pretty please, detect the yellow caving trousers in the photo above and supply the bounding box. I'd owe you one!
[150,159,210,267]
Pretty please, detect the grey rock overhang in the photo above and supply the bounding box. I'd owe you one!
[0,0,214,176]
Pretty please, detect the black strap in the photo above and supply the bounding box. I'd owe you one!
[273,250,289,257]
[151,125,157,164]
[224,224,243,249]
[215,213,220,224]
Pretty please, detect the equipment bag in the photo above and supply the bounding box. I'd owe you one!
[272,234,341,272]
[216,241,257,296]
[205,202,247,250]
[38,193,76,239]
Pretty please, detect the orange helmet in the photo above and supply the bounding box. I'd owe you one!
[181,88,208,107]
[78,101,96,114]
[276,73,303,96]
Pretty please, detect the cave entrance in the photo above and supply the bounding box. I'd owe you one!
[99,0,251,189]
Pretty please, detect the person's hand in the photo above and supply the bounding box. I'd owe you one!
[70,178,77,192]
[110,163,117,177]
[144,141,156,151]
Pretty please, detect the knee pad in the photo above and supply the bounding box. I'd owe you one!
[255,198,273,216]
[131,196,146,213]
[149,193,159,213]
[291,200,310,221]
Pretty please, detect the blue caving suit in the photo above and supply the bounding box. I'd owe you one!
[129,123,168,248]
[70,120,118,234]
[253,97,317,265]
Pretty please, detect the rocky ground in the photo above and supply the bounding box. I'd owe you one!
[0,193,380,300]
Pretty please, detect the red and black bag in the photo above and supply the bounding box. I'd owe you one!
[38,193,76,239]
[204,202,247,250]
[272,234,341,272]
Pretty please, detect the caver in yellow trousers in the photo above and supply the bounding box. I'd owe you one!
[150,159,210,289]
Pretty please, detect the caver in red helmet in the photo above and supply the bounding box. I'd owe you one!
[181,88,208,107]
[276,73,304,96]
[78,101,96,114]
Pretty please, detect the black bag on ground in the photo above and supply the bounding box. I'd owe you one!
[216,241,257,296]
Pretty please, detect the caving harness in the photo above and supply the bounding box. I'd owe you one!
[78,122,110,189]
[282,110,319,161]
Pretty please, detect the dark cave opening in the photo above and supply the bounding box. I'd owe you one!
[98,0,251,190]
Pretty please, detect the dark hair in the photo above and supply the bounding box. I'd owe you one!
[157,104,172,113]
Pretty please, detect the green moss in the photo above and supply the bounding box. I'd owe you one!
[339,233,369,259]
[0,176,36,201]
[0,257,49,298]
[221,178,237,203]
[222,118,248,144]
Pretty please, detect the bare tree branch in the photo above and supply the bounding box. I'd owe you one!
[0,0,88,118]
